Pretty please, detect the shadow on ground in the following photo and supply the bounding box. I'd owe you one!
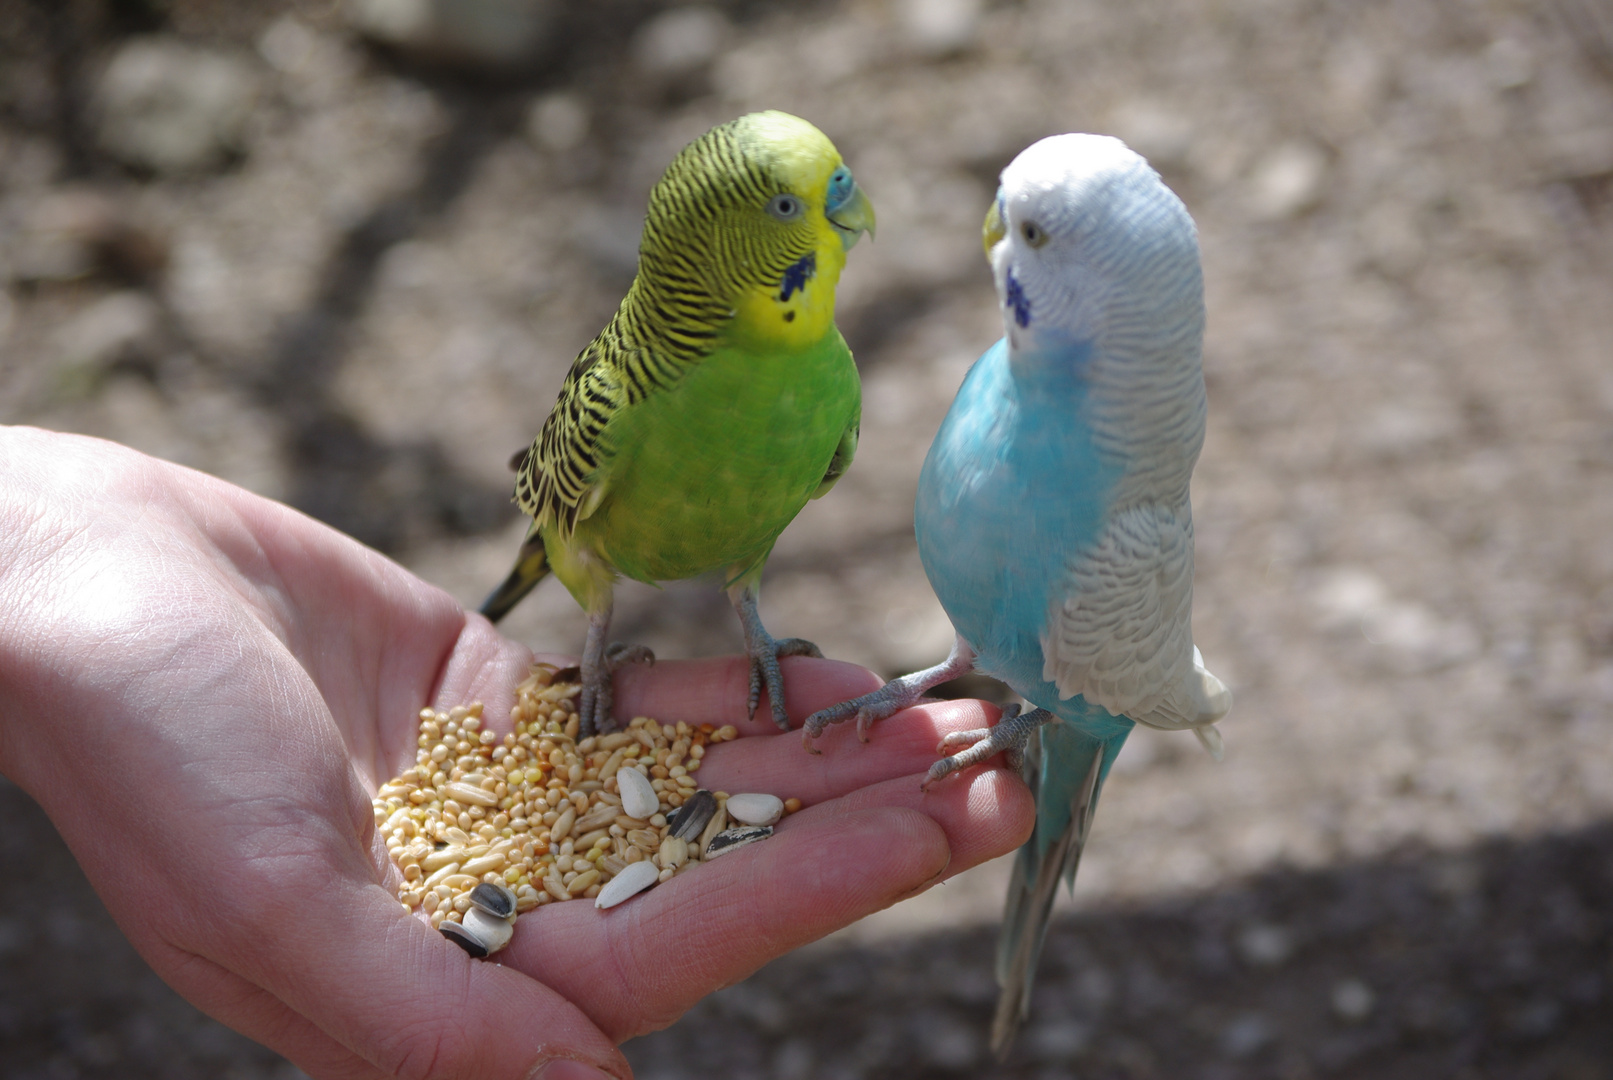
[629,826,1613,1080]
[5,768,1608,1080]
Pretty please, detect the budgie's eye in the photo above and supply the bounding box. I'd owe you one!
[1021,221,1048,248]
[768,194,805,222]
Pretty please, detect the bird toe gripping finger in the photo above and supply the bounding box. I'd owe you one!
[801,679,927,752]
[922,704,1053,790]
[801,637,978,752]
[748,636,822,731]
[578,641,655,737]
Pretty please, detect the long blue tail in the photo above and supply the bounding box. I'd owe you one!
[991,716,1131,1055]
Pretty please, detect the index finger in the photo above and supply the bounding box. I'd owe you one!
[612,655,883,731]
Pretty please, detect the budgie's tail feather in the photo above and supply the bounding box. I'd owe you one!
[478,530,551,624]
[991,722,1122,1057]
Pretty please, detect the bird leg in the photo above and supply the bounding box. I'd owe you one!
[577,606,654,737]
[729,583,822,731]
[922,704,1055,790]
[802,635,977,752]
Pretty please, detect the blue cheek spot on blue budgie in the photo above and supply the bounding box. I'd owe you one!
[779,252,817,302]
[1005,269,1031,328]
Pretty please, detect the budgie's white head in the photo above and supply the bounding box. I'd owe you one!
[985,133,1202,358]
[986,133,1208,497]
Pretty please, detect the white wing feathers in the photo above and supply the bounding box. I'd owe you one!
[1040,500,1231,755]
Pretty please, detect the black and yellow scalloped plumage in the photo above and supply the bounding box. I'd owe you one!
[481,111,875,734]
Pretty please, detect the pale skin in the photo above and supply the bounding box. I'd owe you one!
[0,426,1034,1080]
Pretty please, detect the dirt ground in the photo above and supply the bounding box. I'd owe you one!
[4,0,1613,1076]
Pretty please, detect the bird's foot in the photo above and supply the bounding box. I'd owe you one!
[801,675,932,752]
[923,704,1055,790]
[801,636,978,753]
[729,583,823,731]
[578,642,655,737]
[746,633,823,732]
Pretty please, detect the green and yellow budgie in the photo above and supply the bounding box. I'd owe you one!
[480,111,875,735]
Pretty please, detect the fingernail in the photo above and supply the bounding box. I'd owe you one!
[533,1060,614,1080]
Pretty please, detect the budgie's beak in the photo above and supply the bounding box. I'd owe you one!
[827,184,876,249]
[982,198,1005,259]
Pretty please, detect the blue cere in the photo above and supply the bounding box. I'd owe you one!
[825,166,856,212]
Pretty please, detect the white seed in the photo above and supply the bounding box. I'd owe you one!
[462,907,515,954]
[616,766,659,819]
[595,859,660,909]
[724,793,784,827]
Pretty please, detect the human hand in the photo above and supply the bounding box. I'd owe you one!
[0,426,1033,1079]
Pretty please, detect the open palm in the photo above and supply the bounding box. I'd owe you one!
[0,426,1032,1080]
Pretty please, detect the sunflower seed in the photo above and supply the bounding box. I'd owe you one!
[704,825,773,859]
[439,919,489,957]
[468,881,516,920]
[462,907,515,953]
[667,789,717,841]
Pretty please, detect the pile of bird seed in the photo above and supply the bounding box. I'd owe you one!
[372,663,801,932]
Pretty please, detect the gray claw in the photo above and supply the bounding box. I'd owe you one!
[923,705,1053,790]
[748,636,819,731]
[578,640,654,737]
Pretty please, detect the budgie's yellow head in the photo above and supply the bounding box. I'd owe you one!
[634,111,875,350]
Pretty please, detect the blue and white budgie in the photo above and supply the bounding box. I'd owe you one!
[804,134,1231,1053]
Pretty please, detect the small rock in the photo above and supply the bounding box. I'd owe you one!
[1028,1018,1091,1061]
[1221,1012,1273,1058]
[346,0,553,67]
[595,859,660,909]
[897,0,983,57]
[1331,979,1376,1023]
[770,1037,815,1080]
[94,37,259,174]
[527,92,589,152]
[723,792,783,827]
[53,290,164,374]
[1110,99,1195,171]
[1485,37,1534,91]
[632,6,729,78]
[616,766,659,820]
[1236,923,1294,968]
[1247,140,1328,221]
[915,1011,980,1068]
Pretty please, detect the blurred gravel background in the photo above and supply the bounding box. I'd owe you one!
[4,0,1613,1076]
